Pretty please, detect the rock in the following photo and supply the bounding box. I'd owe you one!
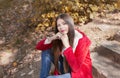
[113,31,120,42]
[0,52,15,66]
[20,73,26,76]
[28,70,34,75]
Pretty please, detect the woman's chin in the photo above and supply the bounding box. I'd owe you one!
[60,32,67,35]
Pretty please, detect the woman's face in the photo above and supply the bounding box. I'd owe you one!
[57,18,69,34]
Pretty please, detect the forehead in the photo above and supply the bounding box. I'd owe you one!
[57,18,65,23]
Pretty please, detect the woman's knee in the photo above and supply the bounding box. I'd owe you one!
[41,49,53,62]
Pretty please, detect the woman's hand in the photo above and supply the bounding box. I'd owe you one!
[60,34,70,48]
[48,32,70,48]
[47,32,62,42]
[55,32,70,48]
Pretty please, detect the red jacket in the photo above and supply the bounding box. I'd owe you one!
[36,30,93,78]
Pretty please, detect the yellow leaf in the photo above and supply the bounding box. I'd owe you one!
[59,1,62,4]
[37,24,42,27]
[50,13,54,17]
[65,6,70,12]
[47,13,51,18]
[13,62,17,67]
[44,23,49,27]
[41,26,46,31]
[35,27,40,32]
[41,14,46,18]
[91,5,99,11]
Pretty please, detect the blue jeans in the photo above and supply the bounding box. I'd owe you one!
[47,73,71,78]
[40,49,71,78]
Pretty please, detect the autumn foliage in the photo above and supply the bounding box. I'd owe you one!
[30,0,119,32]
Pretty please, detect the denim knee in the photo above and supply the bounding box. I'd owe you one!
[41,49,53,63]
[40,49,53,78]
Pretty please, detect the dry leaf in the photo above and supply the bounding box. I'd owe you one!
[13,62,17,67]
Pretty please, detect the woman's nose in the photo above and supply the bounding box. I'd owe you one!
[59,25,64,30]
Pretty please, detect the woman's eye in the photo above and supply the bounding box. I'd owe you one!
[57,22,67,27]
[57,24,60,27]
[63,22,67,25]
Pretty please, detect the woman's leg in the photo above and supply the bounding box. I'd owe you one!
[40,49,53,78]
[46,73,71,78]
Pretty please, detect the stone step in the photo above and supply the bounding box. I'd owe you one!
[92,66,106,78]
[113,31,120,42]
[91,52,120,78]
[96,40,120,65]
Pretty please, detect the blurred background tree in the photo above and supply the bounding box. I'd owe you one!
[30,0,119,32]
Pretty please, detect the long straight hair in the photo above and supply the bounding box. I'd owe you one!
[52,13,75,73]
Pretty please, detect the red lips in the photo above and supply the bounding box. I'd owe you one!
[61,30,65,32]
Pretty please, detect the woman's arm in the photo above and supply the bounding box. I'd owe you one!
[63,36,91,72]
[36,38,52,50]
[36,32,62,50]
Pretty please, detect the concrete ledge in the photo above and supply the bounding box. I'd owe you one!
[91,52,120,78]
[96,40,120,65]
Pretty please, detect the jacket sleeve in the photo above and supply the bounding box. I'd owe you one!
[63,36,91,72]
[36,38,52,50]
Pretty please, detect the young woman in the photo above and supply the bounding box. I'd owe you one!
[36,13,93,78]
